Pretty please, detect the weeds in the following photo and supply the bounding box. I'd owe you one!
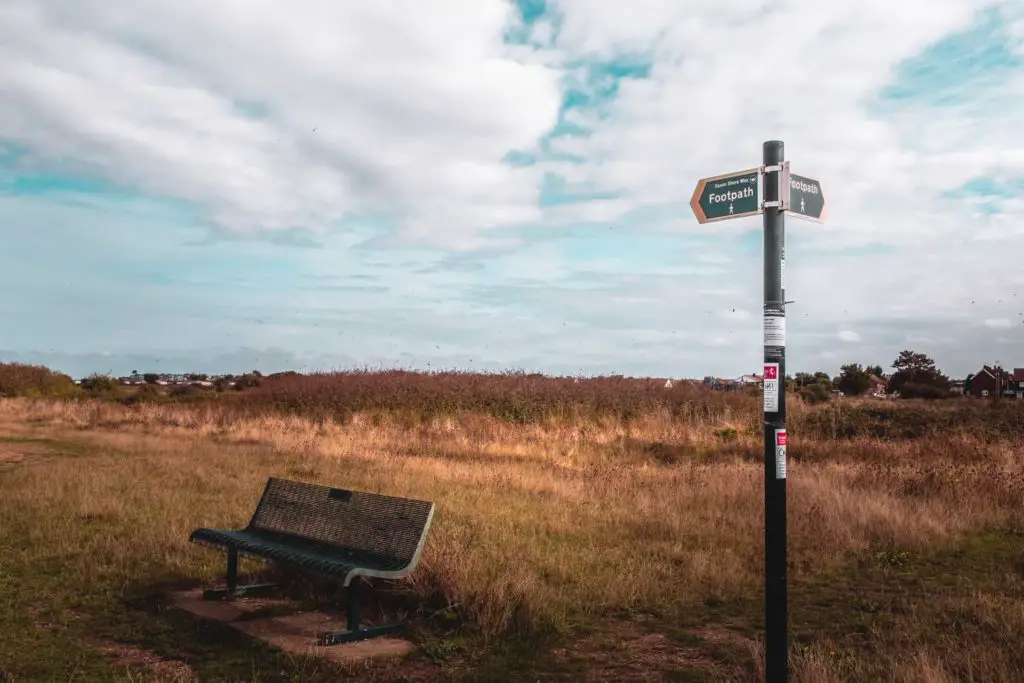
[0,375,1022,681]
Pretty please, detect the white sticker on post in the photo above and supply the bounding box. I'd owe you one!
[775,429,787,479]
[763,315,786,346]
[763,362,780,412]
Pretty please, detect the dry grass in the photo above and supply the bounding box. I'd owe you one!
[1,394,1022,682]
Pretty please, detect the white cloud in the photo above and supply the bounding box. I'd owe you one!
[0,1,562,247]
[984,318,1013,329]
[838,330,861,342]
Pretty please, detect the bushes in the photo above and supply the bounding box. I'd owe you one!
[0,363,79,398]
[121,384,165,405]
[792,400,1024,441]
[799,382,832,405]
[898,382,951,400]
[79,374,119,396]
[229,369,754,425]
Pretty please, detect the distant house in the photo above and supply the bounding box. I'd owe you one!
[968,365,1016,398]
[1012,369,1024,399]
[732,374,763,391]
[949,380,965,396]
[866,374,887,397]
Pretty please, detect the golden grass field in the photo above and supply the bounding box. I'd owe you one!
[1,385,1023,682]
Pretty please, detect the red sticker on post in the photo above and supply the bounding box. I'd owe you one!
[763,362,780,413]
[775,428,787,479]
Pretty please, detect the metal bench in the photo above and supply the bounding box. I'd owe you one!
[188,476,435,645]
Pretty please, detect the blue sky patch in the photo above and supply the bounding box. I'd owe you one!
[942,176,1024,215]
[514,0,547,25]
[877,7,1021,109]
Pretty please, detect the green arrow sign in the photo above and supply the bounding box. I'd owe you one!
[690,168,761,224]
[785,169,826,222]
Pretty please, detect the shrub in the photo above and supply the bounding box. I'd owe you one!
[233,373,262,390]
[0,363,79,398]
[79,374,120,397]
[799,382,832,405]
[122,384,166,405]
[167,384,208,402]
[898,382,951,400]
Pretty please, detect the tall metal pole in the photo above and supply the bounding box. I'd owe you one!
[762,140,788,682]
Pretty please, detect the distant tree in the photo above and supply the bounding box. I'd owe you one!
[887,350,950,396]
[964,372,975,393]
[866,365,884,378]
[143,373,159,384]
[793,372,832,389]
[793,372,816,388]
[837,363,872,396]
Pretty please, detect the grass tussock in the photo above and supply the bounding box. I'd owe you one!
[0,391,1022,682]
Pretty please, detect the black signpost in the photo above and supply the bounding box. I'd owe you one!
[761,141,788,683]
[690,142,827,683]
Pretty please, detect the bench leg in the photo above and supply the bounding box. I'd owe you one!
[202,547,278,601]
[316,577,406,646]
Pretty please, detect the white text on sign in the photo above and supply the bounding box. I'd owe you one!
[789,178,819,194]
[709,186,755,204]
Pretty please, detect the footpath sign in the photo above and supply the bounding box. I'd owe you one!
[689,168,762,223]
[782,163,826,222]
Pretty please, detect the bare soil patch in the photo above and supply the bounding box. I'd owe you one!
[551,622,754,682]
[169,588,417,665]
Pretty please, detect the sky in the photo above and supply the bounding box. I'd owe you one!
[2,0,1023,380]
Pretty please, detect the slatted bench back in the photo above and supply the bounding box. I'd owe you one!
[246,477,434,567]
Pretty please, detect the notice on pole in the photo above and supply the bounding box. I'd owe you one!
[763,315,786,347]
[775,429,787,479]
[763,362,780,412]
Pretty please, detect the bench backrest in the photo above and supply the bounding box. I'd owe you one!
[246,477,435,568]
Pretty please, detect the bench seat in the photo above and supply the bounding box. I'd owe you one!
[188,477,435,645]
[189,527,411,579]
